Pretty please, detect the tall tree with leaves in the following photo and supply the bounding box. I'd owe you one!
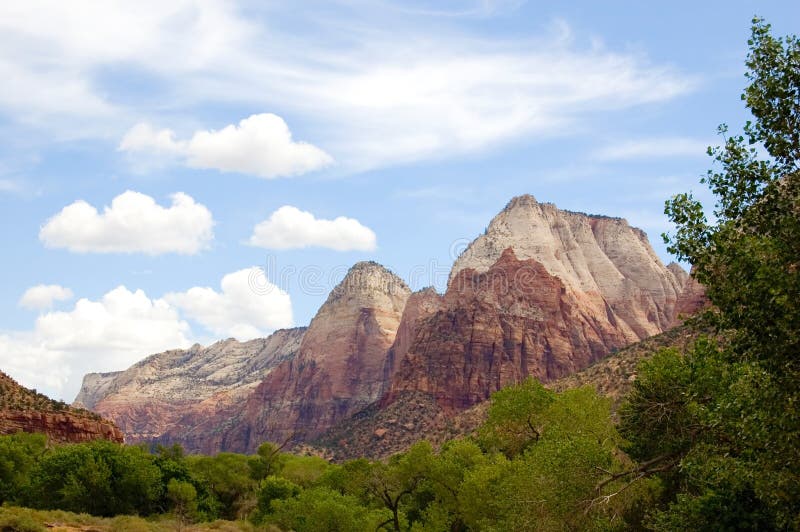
[620,17,800,530]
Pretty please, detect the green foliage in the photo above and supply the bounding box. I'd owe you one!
[267,487,390,532]
[185,452,257,521]
[252,475,301,523]
[627,16,800,529]
[167,478,198,522]
[277,454,332,487]
[26,440,162,517]
[0,432,46,504]
[478,377,555,457]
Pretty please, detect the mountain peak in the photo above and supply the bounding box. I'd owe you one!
[327,261,410,305]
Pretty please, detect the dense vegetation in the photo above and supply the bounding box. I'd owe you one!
[1,17,797,531]
[0,382,647,531]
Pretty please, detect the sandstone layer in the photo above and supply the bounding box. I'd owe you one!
[216,262,411,452]
[450,195,688,338]
[382,195,702,413]
[75,328,305,446]
[1,370,122,443]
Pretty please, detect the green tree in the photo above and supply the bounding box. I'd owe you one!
[0,432,47,504]
[252,475,301,522]
[166,478,198,524]
[620,17,800,530]
[26,440,162,516]
[268,486,390,532]
[185,452,257,520]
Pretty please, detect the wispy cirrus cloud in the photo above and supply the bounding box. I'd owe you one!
[591,137,713,161]
[0,2,697,171]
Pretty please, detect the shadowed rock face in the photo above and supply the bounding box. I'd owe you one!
[74,328,305,449]
[381,195,704,413]
[216,262,411,452]
[1,371,122,443]
[383,248,633,410]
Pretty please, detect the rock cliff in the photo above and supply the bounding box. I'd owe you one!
[450,195,687,338]
[75,328,305,446]
[1,370,122,443]
[383,195,702,413]
[216,262,411,452]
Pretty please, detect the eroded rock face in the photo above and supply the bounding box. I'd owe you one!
[384,249,633,410]
[218,262,411,452]
[75,328,305,446]
[382,196,704,413]
[0,411,124,443]
[450,195,688,337]
[1,371,122,444]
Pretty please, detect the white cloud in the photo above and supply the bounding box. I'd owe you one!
[1,286,192,400]
[164,268,293,341]
[0,179,21,193]
[39,190,214,255]
[592,137,712,161]
[249,206,377,251]
[120,114,333,179]
[1,268,293,400]
[19,284,74,310]
[0,3,696,170]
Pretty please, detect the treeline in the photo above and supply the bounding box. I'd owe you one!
[0,382,652,531]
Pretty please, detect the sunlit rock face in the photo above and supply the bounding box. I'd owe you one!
[74,328,305,450]
[217,262,412,452]
[383,195,700,412]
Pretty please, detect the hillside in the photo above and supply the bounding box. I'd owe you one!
[0,370,123,443]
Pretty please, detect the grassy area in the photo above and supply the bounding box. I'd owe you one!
[0,506,270,532]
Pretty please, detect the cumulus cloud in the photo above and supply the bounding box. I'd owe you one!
[19,284,74,310]
[164,268,293,340]
[249,206,377,251]
[120,114,333,179]
[1,286,192,400]
[1,268,293,400]
[592,137,712,161]
[39,190,214,255]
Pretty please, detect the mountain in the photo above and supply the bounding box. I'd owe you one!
[73,328,305,446]
[74,194,705,454]
[1,370,122,443]
[211,262,412,452]
[381,195,702,414]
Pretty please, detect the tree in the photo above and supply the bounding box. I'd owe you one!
[0,432,47,504]
[26,440,162,516]
[621,17,800,529]
[166,478,198,526]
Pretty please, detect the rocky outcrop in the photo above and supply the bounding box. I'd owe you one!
[450,195,688,337]
[384,248,633,410]
[0,410,124,444]
[73,371,121,410]
[0,370,122,443]
[382,195,704,413]
[76,328,305,445]
[217,262,411,452]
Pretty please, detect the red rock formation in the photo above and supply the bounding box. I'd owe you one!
[0,370,122,444]
[0,410,123,444]
[217,262,411,451]
[383,249,633,410]
[77,328,305,448]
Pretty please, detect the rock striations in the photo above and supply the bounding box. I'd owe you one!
[74,328,305,447]
[217,262,411,452]
[1,370,122,443]
[74,194,706,455]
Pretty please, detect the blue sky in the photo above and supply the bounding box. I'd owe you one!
[1,1,797,400]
